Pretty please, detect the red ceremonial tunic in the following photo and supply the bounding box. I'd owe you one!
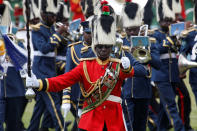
[39,58,134,131]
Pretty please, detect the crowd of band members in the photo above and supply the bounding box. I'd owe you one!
[1,0,197,131]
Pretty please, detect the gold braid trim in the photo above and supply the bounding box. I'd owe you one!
[79,57,96,61]
[38,80,43,91]
[68,41,82,47]
[166,37,174,45]
[80,61,101,98]
[71,46,80,65]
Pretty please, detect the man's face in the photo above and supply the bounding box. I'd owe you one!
[159,17,174,32]
[83,32,92,45]
[95,44,112,61]
[41,12,56,26]
[125,26,140,38]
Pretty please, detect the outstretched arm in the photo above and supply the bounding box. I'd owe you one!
[26,62,84,92]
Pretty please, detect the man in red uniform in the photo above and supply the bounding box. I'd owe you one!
[26,5,146,131]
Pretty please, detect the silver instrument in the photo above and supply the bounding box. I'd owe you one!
[178,53,197,75]
[55,22,82,42]
[132,24,151,64]
[112,35,124,58]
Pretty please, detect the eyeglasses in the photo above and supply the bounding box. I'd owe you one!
[96,45,112,49]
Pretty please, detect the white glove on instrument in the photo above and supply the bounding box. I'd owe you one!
[61,103,71,118]
[121,57,130,69]
[26,72,39,89]
[78,109,82,118]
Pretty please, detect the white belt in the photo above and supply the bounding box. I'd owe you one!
[56,56,66,61]
[160,53,177,59]
[106,95,122,104]
[34,51,55,57]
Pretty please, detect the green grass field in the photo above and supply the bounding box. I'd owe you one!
[22,73,197,131]
[22,101,75,131]
[182,74,197,130]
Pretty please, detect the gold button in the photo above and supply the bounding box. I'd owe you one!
[103,106,106,109]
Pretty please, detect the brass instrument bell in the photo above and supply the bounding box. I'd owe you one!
[178,54,197,75]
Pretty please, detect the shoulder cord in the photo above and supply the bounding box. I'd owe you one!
[81,61,102,99]
[71,46,80,65]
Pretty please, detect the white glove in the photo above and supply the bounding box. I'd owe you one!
[78,109,82,118]
[26,72,39,89]
[61,103,71,118]
[121,57,130,69]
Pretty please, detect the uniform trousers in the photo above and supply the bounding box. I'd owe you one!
[122,99,132,131]
[173,80,192,130]
[27,92,64,131]
[0,80,5,131]
[5,97,24,131]
[156,81,185,131]
[70,101,79,131]
[126,98,149,131]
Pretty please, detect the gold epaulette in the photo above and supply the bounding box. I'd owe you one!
[148,28,158,35]
[181,27,197,38]
[68,41,82,47]
[109,58,121,63]
[30,23,43,31]
[122,45,131,52]
[79,57,96,61]
[81,46,91,54]
[149,37,156,43]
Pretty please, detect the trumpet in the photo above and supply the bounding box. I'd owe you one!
[56,22,82,42]
[55,22,73,42]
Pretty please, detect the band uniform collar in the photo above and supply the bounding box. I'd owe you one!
[96,58,110,65]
